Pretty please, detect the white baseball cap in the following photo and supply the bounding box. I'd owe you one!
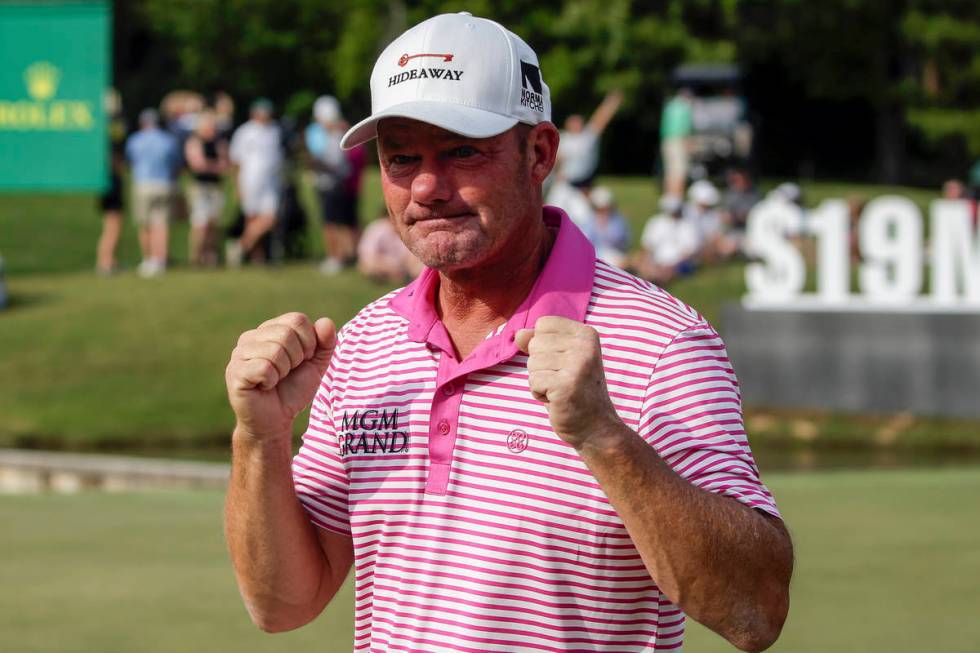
[313,95,342,123]
[589,186,614,209]
[688,180,720,206]
[340,12,552,150]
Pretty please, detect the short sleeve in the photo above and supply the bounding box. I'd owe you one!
[292,357,351,535]
[638,323,780,518]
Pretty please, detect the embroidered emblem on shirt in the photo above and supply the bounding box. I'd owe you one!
[506,429,529,453]
[339,409,409,455]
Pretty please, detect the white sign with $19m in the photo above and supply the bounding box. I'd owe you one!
[744,197,980,312]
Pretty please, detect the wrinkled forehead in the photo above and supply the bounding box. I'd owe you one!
[377,117,508,149]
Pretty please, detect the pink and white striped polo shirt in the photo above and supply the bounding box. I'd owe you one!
[293,206,780,652]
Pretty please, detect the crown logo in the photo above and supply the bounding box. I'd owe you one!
[24,61,60,101]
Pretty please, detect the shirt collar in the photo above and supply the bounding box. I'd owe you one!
[389,206,596,355]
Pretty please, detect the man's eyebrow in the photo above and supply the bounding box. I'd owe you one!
[379,130,491,150]
[378,136,405,150]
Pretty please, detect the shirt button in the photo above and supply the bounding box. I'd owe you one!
[441,383,456,396]
[437,419,451,436]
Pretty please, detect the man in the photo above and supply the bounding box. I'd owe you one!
[357,209,422,284]
[582,185,630,268]
[125,108,180,278]
[184,110,230,267]
[635,194,701,286]
[227,98,283,265]
[96,89,127,275]
[225,12,792,652]
[555,89,623,189]
[305,95,357,275]
[660,88,694,199]
[546,90,622,228]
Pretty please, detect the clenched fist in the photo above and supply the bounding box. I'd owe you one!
[515,316,622,449]
[225,312,336,442]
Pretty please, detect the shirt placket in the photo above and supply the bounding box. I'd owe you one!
[425,350,466,495]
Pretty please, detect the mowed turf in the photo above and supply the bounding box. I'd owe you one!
[1,467,978,652]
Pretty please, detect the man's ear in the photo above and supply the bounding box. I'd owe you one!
[526,122,560,185]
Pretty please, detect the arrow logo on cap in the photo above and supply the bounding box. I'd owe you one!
[398,53,454,67]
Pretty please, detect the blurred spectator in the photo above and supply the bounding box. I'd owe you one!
[306,96,357,275]
[184,110,229,267]
[227,98,283,265]
[357,211,421,284]
[125,108,180,277]
[942,178,967,199]
[545,178,594,229]
[271,114,309,262]
[660,88,693,198]
[720,167,760,232]
[344,123,368,244]
[685,179,736,261]
[768,181,804,207]
[161,90,205,141]
[633,195,700,287]
[95,89,126,275]
[213,91,236,139]
[555,90,623,190]
[946,174,979,226]
[582,186,630,268]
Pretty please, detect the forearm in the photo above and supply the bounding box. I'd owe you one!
[576,418,792,652]
[224,427,334,631]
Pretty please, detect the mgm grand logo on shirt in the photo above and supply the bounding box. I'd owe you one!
[339,409,409,455]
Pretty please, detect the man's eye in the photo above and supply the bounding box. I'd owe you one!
[389,154,416,166]
[451,146,477,158]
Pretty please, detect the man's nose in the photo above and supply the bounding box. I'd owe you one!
[410,159,452,205]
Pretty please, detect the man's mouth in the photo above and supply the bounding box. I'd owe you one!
[408,211,476,225]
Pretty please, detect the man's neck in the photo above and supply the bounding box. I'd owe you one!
[435,220,557,360]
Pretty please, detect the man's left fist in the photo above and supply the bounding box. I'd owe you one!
[515,316,621,449]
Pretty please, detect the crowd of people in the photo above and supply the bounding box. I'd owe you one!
[96,91,420,282]
[96,87,979,286]
[542,86,768,287]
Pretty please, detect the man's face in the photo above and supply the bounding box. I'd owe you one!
[377,119,544,272]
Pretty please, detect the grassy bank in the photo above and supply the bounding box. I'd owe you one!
[2,467,977,652]
[2,176,973,454]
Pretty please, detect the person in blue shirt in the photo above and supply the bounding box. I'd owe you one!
[582,185,631,268]
[305,95,356,275]
[125,108,181,277]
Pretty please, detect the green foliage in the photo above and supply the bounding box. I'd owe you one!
[908,107,980,157]
[114,1,980,180]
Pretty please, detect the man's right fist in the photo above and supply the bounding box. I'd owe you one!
[225,312,336,441]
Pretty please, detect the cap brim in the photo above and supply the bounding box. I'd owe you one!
[340,101,518,150]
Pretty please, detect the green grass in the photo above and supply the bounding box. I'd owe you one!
[1,467,978,652]
[0,265,399,448]
[3,175,976,454]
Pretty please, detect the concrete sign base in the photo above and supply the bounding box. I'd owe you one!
[722,303,980,418]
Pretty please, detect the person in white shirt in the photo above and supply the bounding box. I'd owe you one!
[556,90,623,189]
[227,98,283,265]
[546,90,623,228]
[634,194,701,286]
[685,179,737,262]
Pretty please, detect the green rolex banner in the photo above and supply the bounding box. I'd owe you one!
[0,1,110,191]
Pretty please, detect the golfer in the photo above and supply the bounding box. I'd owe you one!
[225,12,792,652]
